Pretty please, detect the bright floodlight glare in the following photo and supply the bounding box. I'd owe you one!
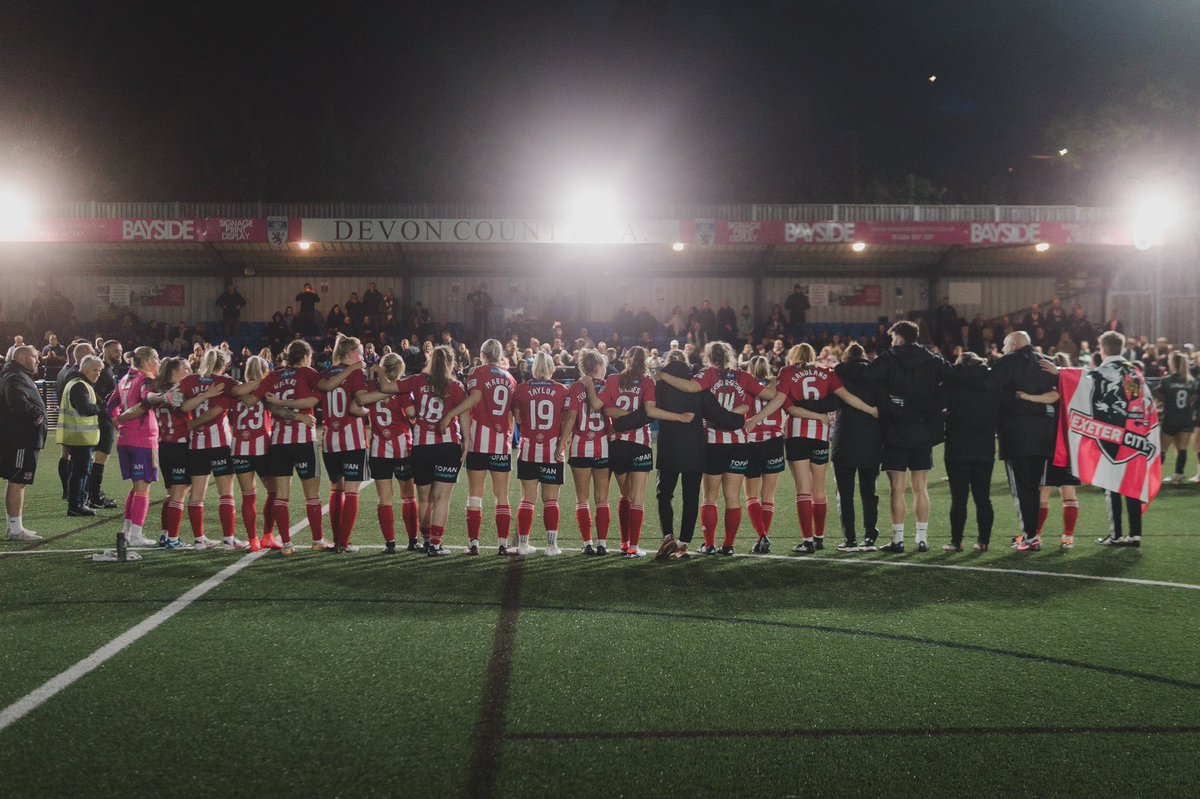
[1058,148,1069,156]
[0,186,34,239]
[297,240,312,250]
[1035,242,1051,252]
[672,242,686,252]
[563,184,624,243]
[851,241,867,252]
[928,75,937,82]
[1129,185,1185,250]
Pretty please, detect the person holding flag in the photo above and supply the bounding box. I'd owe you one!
[1043,330,1160,547]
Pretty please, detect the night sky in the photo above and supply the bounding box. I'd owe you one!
[1,0,1197,207]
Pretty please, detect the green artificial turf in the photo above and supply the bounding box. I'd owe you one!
[1,445,1197,797]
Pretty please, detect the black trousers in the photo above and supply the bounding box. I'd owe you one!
[1004,456,1047,537]
[1106,490,1144,537]
[67,445,94,507]
[832,463,878,541]
[947,459,994,545]
[657,470,702,544]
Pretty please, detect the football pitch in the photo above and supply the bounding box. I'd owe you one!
[2,448,1198,797]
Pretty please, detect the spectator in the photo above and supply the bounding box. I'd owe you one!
[736,304,754,345]
[1045,297,1068,344]
[382,288,398,320]
[666,306,686,338]
[362,282,383,326]
[1102,310,1124,335]
[784,284,810,334]
[716,299,737,343]
[466,282,493,344]
[763,305,787,340]
[1054,331,1078,359]
[1068,306,1094,348]
[546,289,573,329]
[695,300,717,341]
[0,345,47,540]
[345,292,364,330]
[933,296,959,348]
[325,304,345,334]
[294,283,321,335]
[1021,303,1044,337]
[40,333,67,379]
[632,306,659,338]
[215,283,246,338]
[967,314,986,355]
[5,335,25,361]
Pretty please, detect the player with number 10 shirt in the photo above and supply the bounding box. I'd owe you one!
[315,335,371,553]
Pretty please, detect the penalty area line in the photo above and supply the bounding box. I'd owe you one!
[0,492,343,735]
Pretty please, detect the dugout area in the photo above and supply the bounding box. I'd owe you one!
[2,446,1198,797]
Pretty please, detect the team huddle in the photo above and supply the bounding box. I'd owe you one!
[7,322,1164,559]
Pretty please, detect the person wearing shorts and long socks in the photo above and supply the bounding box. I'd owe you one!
[86,340,124,510]
[512,352,570,555]
[744,356,786,554]
[109,347,163,548]
[0,346,47,541]
[317,335,370,554]
[354,353,420,553]
[1157,352,1195,483]
[561,349,614,555]
[180,349,244,550]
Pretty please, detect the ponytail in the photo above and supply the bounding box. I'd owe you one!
[619,346,648,390]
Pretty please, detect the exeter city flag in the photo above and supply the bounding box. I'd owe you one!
[1054,362,1162,504]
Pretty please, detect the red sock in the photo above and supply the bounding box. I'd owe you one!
[701,502,718,548]
[544,500,560,533]
[419,525,431,544]
[762,502,775,534]
[1037,505,1049,534]
[796,494,813,540]
[340,493,359,546]
[629,504,644,548]
[746,498,764,537]
[495,504,512,542]
[813,498,827,538]
[1063,501,1079,535]
[517,500,535,538]
[241,492,258,539]
[329,489,344,541]
[305,498,324,542]
[430,524,445,546]
[378,504,396,542]
[262,491,276,535]
[466,506,483,541]
[165,500,184,539]
[187,501,205,539]
[618,498,631,546]
[218,494,236,538]
[722,507,742,548]
[401,498,418,540]
[596,502,611,542]
[272,499,291,543]
[576,502,593,542]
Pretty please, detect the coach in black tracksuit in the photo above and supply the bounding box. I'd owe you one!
[943,352,999,551]
[990,332,1059,543]
[831,344,883,548]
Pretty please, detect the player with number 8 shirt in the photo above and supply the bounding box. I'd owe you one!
[440,339,515,555]
[511,351,570,555]
[353,352,421,553]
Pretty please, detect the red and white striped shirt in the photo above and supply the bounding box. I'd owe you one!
[601,374,655,447]
[255,366,321,446]
[155,389,189,445]
[179,373,236,450]
[410,375,467,447]
[466,365,515,455]
[565,377,611,459]
[779,363,843,442]
[367,379,414,459]
[320,365,368,453]
[514,378,569,463]
[230,397,272,457]
[746,378,785,443]
[695,367,766,445]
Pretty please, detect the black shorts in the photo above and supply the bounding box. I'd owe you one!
[517,459,564,485]
[746,438,785,479]
[96,417,115,456]
[881,444,933,473]
[266,442,321,480]
[704,442,750,476]
[1042,462,1081,488]
[609,440,652,474]
[369,456,413,482]
[1,447,39,485]
[232,455,270,477]
[323,449,367,483]
[1162,421,1194,437]
[412,443,462,486]
[465,452,512,473]
[159,442,190,487]
[786,437,830,466]
[188,446,233,478]
[568,455,609,470]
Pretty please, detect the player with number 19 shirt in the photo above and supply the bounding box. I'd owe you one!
[514,377,569,467]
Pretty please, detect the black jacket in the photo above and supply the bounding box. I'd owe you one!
[991,345,1058,459]
[0,360,47,449]
[870,343,950,449]
[943,363,998,462]
[831,359,882,468]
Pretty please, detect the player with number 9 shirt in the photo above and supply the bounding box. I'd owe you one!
[511,351,570,555]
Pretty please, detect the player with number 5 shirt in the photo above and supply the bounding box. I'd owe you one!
[354,352,420,553]
[561,349,614,554]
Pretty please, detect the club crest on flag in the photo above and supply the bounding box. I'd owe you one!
[694,219,715,248]
[267,216,289,247]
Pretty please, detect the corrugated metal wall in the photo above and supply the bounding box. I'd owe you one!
[762,276,926,323]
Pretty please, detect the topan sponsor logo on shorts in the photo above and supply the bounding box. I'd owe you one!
[435,465,458,474]
[633,452,652,464]
[730,460,750,469]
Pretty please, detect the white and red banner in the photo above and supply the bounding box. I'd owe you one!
[1054,363,1162,504]
[1,218,289,243]
[298,218,684,244]
[691,220,1151,248]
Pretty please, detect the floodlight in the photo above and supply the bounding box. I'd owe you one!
[297,240,312,251]
[1058,148,1069,156]
[0,186,34,239]
[928,75,937,82]
[851,242,867,252]
[563,183,625,243]
[672,242,686,252]
[1035,242,1051,252]
[1129,184,1184,251]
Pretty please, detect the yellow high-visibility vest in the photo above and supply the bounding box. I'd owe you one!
[56,378,100,447]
